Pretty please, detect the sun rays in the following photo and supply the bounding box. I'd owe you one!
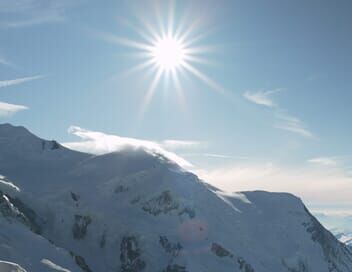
[102,1,224,114]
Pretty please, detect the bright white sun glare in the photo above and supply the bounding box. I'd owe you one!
[108,2,223,114]
[151,36,186,71]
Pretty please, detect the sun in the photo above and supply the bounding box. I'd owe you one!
[150,36,186,71]
[106,2,224,114]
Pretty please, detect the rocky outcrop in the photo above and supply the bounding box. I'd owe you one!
[41,140,61,150]
[162,264,187,272]
[211,242,233,258]
[303,206,352,272]
[141,191,195,219]
[120,236,146,272]
[72,215,92,240]
[211,243,254,272]
[70,252,92,272]
[115,185,129,193]
[0,191,41,234]
[142,190,179,216]
[70,192,80,202]
[159,236,182,257]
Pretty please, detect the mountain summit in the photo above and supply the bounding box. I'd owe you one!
[0,124,351,272]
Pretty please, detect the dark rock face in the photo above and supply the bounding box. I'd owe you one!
[70,192,80,202]
[100,230,106,248]
[0,192,27,223]
[159,236,182,257]
[162,264,187,272]
[50,140,61,150]
[1,192,42,234]
[211,242,255,272]
[178,207,196,219]
[72,215,92,240]
[211,243,233,258]
[303,206,352,272]
[41,140,61,150]
[237,257,255,272]
[120,236,146,272]
[115,185,129,193]
[142,190,179,216]
[71,253,92,272]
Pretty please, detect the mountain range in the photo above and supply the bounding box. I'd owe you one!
[0,123,351,272]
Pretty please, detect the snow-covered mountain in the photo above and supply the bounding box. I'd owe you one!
[0,123,352,272]
[336,232,352,250]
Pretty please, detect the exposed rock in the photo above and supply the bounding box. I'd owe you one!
[162,264,187,272]
[142,190,179,216]
[115,185,129,193]
[303,206,352,272]
[178,207,196,219]
[1,192,42,234]
[130,196,141,204]
[120,236,146,272]
[70,192,80,202]
[100,230,106,248]
[70,252,92,272]
[211,243,233,258]
[237,257,255,272]
[41,140,61,150]
[211,243,255,272]
[72,215,92,240]
[50,140,61,150]
[159,236,182,257]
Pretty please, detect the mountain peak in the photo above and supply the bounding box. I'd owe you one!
[0,123,69,159]
[0,123,34,138]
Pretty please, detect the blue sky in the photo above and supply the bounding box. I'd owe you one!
[0,0,351,225]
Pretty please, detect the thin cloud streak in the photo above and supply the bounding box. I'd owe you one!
[243,89,283,107]
[244,88,314,138]
[0,0,72,28]
[0,101,28,116]
[274,113,314,139]
[161,140,203,150]
[0,56,16,68]
[183,153,249,160]
[0,75,43,89]
[308,157,339,166]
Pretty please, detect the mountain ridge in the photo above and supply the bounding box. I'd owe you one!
[0,123,351,272]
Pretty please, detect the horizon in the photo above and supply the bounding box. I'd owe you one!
[1,0,352,233]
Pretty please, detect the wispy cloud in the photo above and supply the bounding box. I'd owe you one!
[195,161,352,205]
[0,75,43,117]
[0,101,27,116]
[161,140,203,150]
[183,153,249,160]
[308,157,339,166]
[244,88,314,138]
[243,89,282,107]
[63,126,193,168]
[0,75,43,89]
[0,0,76,28]
[0,56,16,68]
[274,113,314,138]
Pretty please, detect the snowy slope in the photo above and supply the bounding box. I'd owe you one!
[336,232,352,250]
[0,261,27,272]
[0,123,352,272]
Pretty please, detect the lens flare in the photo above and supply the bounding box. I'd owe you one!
[151,37,186,71]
